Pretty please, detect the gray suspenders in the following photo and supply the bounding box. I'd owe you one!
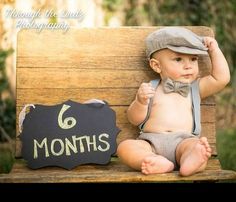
[191,80,201,135]
[138,78,201,135]
[138,79,160,131]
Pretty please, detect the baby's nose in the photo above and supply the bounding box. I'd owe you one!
[183,60,192,69]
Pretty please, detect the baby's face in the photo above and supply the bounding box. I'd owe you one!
[153,49,199,83]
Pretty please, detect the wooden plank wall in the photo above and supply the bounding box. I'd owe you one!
[16,26,216,157]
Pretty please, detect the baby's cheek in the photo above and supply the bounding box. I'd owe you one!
[164,68,182,79]
[172,71,182,78]
[193,68,199,77]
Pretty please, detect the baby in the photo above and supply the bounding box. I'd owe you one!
[117,27,230,176]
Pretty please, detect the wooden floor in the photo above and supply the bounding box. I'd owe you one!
[0,157,236,183]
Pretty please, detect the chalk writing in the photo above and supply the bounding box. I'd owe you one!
[58,104,77,129]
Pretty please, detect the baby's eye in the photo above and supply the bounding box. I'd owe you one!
[174,57,182,62]
[191,57,198,62]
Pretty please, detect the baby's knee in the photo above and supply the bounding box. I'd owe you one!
[117,139,134,155]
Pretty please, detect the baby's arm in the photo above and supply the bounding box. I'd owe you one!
[127,83,155,125]
[199,37,230,99]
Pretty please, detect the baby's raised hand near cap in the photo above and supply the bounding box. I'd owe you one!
[203,37,219,53]
[199,36,230,99]
[136,83,155,105]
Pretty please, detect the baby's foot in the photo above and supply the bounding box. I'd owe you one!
[180,137,212,176]
[141,155,174,175]
[199,137,212,159]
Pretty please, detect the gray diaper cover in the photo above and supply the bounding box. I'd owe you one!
[138,132,198,169]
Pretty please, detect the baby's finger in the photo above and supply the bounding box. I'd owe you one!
[140,92,155,99]
[141,85,155,91]
[141,85,155,92]
[139,94,152,101]
[143,89,156,96]
[139,89,154,96]
[140,82,151,88]
[148,83,156,90]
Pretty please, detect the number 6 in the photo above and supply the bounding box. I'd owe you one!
[58,104,76,129]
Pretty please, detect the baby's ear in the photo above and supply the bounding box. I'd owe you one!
[149,58,161,73]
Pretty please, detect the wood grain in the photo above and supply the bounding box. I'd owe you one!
[0,158,235,183]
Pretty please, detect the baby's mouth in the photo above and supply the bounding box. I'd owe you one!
[183,74,192,79]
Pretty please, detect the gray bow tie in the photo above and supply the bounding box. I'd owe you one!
[163,78,190,97]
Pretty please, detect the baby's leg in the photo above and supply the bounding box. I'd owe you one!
[141,155,174,175]
[176,137,212,176]
[117,139,174,174]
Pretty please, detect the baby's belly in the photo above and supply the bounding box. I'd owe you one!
[143,107,193,133]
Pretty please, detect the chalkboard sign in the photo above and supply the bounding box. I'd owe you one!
[20,100,120,170]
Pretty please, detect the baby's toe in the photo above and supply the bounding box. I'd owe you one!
[200,137,208,144]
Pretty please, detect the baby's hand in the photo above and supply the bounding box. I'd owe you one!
[136,83,155,105]
[203,37,219,53]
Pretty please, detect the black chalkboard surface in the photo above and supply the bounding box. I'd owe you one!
[20,100,120,170]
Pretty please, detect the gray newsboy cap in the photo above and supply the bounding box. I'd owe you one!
[145,27,208,59]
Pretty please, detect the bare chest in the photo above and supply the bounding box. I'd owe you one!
[144,85,193,133]
[152,85,192,109]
